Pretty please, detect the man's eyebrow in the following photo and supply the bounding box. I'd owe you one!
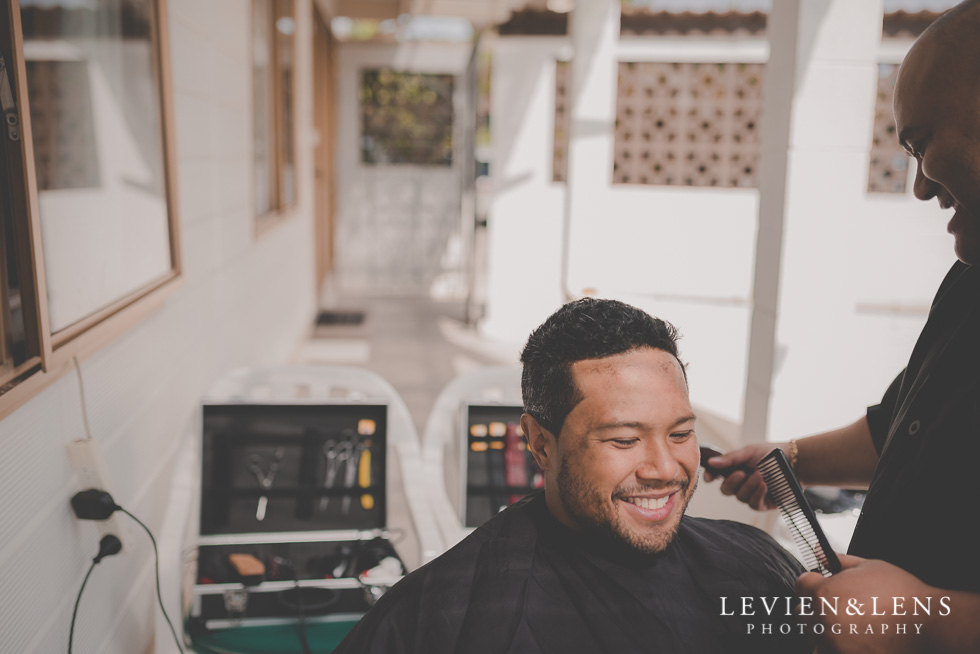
[897,128,913,151]
[670,414,697,429]
[897,127,927,154]
[592,415,696,432]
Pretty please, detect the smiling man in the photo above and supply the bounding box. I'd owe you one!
[334,299,810,654]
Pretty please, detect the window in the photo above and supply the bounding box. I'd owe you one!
[0,0,180,411]
[359,69,454,166]
[253,0,297,225]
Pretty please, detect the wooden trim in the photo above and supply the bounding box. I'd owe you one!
[0,276,182,422]
[281,0,298,212]
[268,0,281,214]
[251,0,282,232]
[8,0,54,371]
[313,5,337,290]
[156,0,183,277]
[0,359,56,422]
[272,0,285,211]
[254,0,299,240]
[51,271,180,348]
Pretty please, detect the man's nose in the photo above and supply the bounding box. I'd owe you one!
[635,439,681,483]
[912,159,939,201]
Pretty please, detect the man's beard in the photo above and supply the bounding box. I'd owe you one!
[555,452,696,555]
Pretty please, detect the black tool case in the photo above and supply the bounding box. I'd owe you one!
[459,402,544,528]
[190,401,404,630]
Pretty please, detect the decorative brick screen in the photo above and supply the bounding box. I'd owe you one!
[867,63,910,194]
[553,60,569,182]
[613,61,764,187]
[359,69,454,166]
[25,60,100,191]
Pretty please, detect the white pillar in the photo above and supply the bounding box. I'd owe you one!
[743,0,884,441]
[563,0,621,295]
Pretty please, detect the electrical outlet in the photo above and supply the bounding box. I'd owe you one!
[67,439,128,552]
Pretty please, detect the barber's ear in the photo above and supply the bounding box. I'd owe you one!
[522,414,556,472]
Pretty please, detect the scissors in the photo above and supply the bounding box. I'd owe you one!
[248,447,284,521]
[320,440,353,512]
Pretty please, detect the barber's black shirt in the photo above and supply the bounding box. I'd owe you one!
[852,261,980,592]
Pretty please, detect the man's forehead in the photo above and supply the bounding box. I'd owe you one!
[571,347,680,374]
[894,38,947,136]
[568,348,687,400]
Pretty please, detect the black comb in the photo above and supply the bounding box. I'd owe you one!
[757,448,841,577]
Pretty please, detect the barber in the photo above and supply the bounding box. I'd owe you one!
[707,2,980,652]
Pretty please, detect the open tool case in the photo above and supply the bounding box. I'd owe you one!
[190,401,404,632]
[460,403,544,527]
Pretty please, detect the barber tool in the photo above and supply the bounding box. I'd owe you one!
[358,439,374,510]
[248,447,284,521]
[504,422,528,504]
[342,440,363,515]
[698,444,748,477]
[470,423,488,452]
[757,448,841,577]
[227,553,266,586]
[488,421,506,449]
[320,439,352,512]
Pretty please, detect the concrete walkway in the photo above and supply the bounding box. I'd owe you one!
[296,296,521,437]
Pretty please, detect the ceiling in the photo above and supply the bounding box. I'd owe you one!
[318,0,549,29]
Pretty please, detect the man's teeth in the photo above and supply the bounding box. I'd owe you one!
[625,496,669,510]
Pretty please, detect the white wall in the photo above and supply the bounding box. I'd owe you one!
[757,0,952,441]
[0,1,317,651]
[334,42,472,298]
[484,32,764,424]
[484,5,954,437]
[481,37,569,344]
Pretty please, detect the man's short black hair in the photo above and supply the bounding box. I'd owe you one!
[520,298,685,436]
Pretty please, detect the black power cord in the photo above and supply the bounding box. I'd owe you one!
[70,489,185,653]
[69,535,122,654]
[117,506,185,653]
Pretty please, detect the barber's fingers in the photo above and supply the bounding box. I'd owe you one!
[717,468,771,511]
[834,554,865,570]
[795,571,826,597]
[747,482,771,511]
[718,468,749,495]
[795,554,861,597]
[734,473,766,505]
[707,445,766,474]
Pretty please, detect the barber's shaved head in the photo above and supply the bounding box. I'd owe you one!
[893,0,980,264]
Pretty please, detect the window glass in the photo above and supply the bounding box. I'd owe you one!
[253,0,274,216]
[20,0,174,333]
[359,69,454,166]
[275,0,296,207]
[0,140,33,375]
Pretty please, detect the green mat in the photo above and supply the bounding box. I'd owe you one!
[189,619,360,654]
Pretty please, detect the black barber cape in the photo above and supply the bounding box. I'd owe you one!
[335,493,810,653]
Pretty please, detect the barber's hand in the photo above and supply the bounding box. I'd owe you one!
[702,442,790,510]
[795,554,933,654]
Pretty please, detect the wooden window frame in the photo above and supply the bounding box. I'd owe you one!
[0,0,182,420]
[253,0,299,237]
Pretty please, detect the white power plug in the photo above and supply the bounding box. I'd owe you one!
[67,439,128,552]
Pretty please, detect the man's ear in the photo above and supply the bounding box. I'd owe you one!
[522,414,556,472]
